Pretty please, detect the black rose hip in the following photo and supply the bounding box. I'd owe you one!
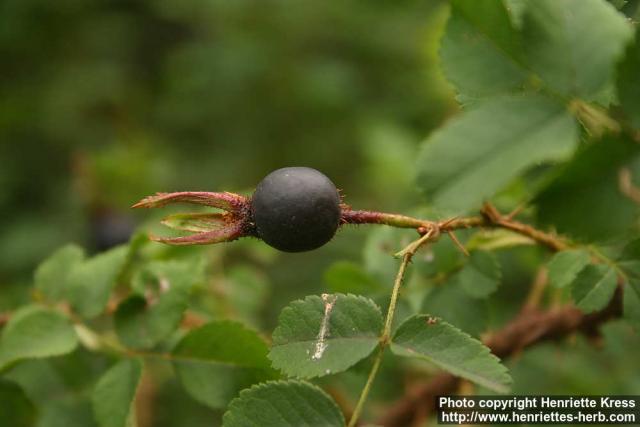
[135,167,399,251]
[251,167,341,252]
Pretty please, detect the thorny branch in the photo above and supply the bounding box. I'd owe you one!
[341,202,569,252]
[344,203,627,426]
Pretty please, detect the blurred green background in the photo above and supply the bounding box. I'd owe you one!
[4,1,640,426]
[0,0,455,285]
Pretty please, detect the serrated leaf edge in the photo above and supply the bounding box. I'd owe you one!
[222,380,345,427]
[391,314,512,393]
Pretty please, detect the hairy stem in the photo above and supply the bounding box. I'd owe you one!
[348,228,436,427]
[342,203,569,252]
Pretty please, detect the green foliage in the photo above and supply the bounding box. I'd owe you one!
[115,260,196,349]
[0,379,35,427]
[618,26,640,128]
[390,315,511,393]
[92,359,142,427]
[457,250,501,298]
[67,245,129,319]
[34,244,85,301]
[222,380,345,427]
[416,94,577,212]
[269,294,383,378]
[623,287,640,332]
[0,306,78,371]
[324,261,383,295]
[440,0,526,99]
[522,0,632,99]
[547,249,591,288]
[172,321,278,409]
[535,135,640,241]
[3,0,640,425]
[618,239,640,294]
[616,240,640,330]
[223,265,271,328]
[422,280,489,337]
[571,265,618,313]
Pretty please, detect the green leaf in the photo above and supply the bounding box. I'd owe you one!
[547,249,591,288]
[92,359,143,427]
[172,321,278,409]
[115,260,196,349]
[416,94,577,213]
[523,0,632,98]
[414,235,463,278]
[222,380,345,427]
[222,265,270,329]
[324,261,383,295]
[269,294,383,378]
[571,264,618,313]
[390,315,511,393]
[615,240,640,314]
[422,280,488,338]
[535,135,640,241]
[618,27,640,129]
[67,245,129,319]
[0,306,78,371]
[0,379,36,427]
[114,294,188,350]
[34,244,85,301]
[458,250,501,298]
[441,0,527,98]
[620,238,640,261]
[623,285,640,332]
[363,226,416,284]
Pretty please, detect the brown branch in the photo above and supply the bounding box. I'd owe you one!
[478,203,569,251]
[342,203,570,253]
[379,287,623,427]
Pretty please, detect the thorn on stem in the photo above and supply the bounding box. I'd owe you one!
[505,203,526,221]
[446,230,469,257]
[481,202,503,224]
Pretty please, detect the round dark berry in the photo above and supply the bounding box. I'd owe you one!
[251,167,341,252]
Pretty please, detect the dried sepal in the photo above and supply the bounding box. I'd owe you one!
[132,191,247,212]
[132,191,253,246]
